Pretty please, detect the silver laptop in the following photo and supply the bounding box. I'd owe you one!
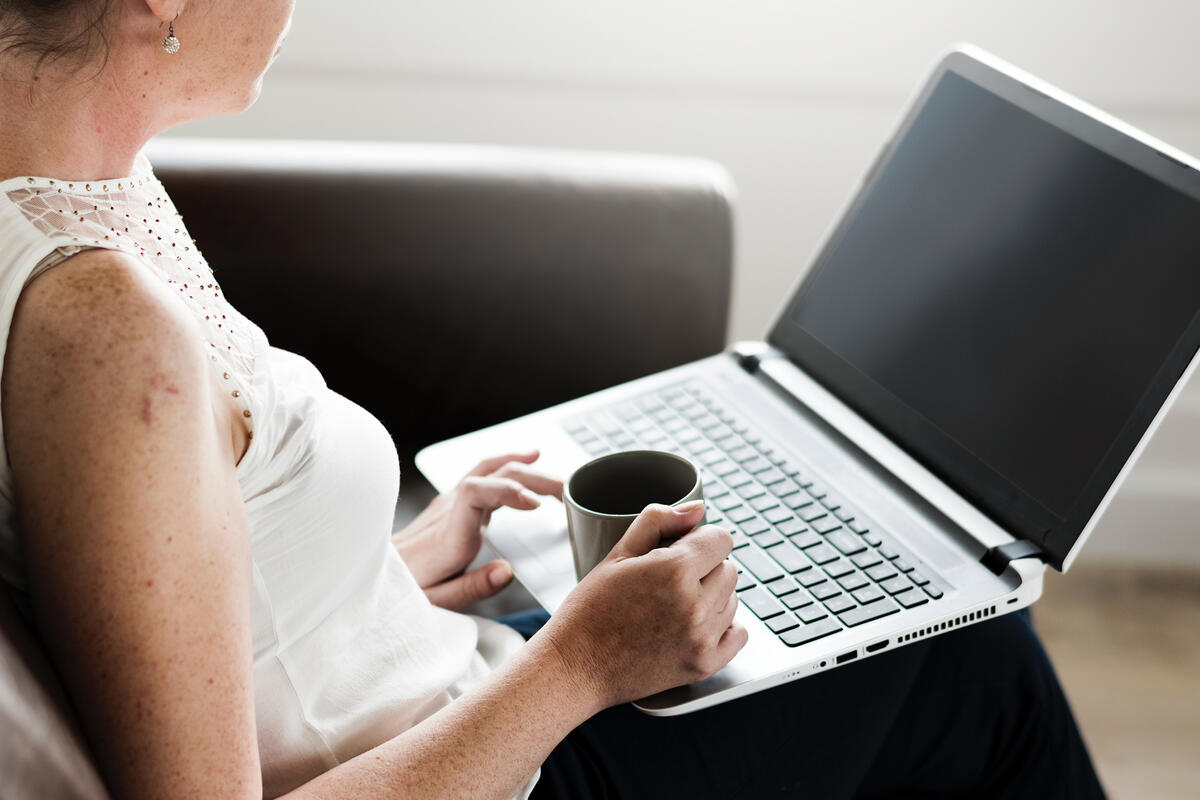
[416,44,1200,715]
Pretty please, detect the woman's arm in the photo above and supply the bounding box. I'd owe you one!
[5,250,745,800]
[3,250,262,798]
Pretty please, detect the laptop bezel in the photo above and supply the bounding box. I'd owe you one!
[767,45,1200,571]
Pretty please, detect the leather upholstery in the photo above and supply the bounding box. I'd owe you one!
[0,138,735,796]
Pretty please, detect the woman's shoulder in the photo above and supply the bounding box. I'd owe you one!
[4,248,215,436]
[13,247,203,358]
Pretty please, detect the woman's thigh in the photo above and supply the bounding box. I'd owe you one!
[498,608,1104,800]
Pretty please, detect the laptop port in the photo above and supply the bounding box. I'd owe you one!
[865,639,889,653]
[835,650,858,665]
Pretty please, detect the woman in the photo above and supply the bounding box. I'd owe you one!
[0,2,1106,798]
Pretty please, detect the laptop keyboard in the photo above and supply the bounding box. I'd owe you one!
[563,380,945,648]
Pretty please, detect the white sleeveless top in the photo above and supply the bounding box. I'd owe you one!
[0,159,536,798]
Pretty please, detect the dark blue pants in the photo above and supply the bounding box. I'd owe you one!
[498,608,1106,799]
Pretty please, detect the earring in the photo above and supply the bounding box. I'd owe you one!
[162,16,181,54]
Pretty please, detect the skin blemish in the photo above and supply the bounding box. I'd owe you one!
[145,579,154,587]
[140,395,152,425]
[165,384,180,395]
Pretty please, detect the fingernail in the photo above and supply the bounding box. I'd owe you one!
[490,562,513,588]
[674,500,705,514]
[520,489,540,506]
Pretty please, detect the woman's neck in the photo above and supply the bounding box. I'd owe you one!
[0,64,160,182]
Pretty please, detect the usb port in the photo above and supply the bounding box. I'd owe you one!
[865,639,889,653]
[835,650,858,665]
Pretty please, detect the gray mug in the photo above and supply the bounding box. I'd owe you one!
[563,449,704,580]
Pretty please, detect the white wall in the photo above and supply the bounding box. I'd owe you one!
[166,1,1199,564]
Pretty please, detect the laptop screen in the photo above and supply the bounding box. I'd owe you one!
[769,54,1200,569]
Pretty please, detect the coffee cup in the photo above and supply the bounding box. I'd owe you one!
[563,449,704,580]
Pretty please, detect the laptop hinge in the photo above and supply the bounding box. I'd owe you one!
[735,351,761,374]
[980,539,1048,576]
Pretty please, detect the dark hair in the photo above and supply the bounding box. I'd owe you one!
[0,0,118,73]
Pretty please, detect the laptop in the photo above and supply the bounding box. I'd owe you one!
[416,44,1200,715]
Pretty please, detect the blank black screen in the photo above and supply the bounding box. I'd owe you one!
[791,70,1200,519]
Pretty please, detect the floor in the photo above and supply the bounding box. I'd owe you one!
[1034,562,1200,800]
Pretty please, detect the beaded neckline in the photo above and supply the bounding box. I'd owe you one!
[3,169,260,438]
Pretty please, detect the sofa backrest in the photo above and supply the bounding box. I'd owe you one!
[148,138,735,463]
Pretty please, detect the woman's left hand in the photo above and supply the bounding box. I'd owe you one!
[393,449,563,611]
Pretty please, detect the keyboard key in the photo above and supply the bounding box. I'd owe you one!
[789,531,823,549]
[714,494,742,512]
[852,551,883,569]
[909,570,931,587]
[697,449,726,465]
[725,470,753,488]
[763,506,794,525]
[852,585,886,604]
[833,506,856,523]
[753,530,784,549]
[923,584,944,599]
[800,506,829,523]
[711,460,739,477]
[806,543,839,565]
[880,575,913,595]
[823,559,855,579]
[786,499,816,516]
[766,613,800,634]
[811,582,841,601]
[863,531,883,547]
[847,519,870,534]
[780,617,842,647]
[727,506,756,524]
[736,482,767,500]
[825,595,856,614]
[820,492,843,512]
[757,468,787,485]
[767,576,800,597]
[837,572,870,592]
[771,479,802,497]
[730,531,751,550]
[777,518,807,536]
[728,445,758,463]
[740,516,770,536]
[739,586,785,619]
[796,569,827,588]
[826,530,867,555]
[743,457,772,474]
[735,570,756,592]
[894,588,929,609]
[838,597,900,627]
[866,564,898,582]
[880,545,900,560]
[784,590,814,609]
[894,558,915,573]
[750,494,779,513]
[811,516,844,535]
[735,547,786,583]
[766,541,809,574]
[797,604,830,624]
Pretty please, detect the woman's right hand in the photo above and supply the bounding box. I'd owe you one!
[539,501,748,709]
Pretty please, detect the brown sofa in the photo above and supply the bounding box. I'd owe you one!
[0,138,734,797]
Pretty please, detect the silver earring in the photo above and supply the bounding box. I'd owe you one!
[162,17,180,54]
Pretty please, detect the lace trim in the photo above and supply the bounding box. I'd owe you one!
[5,173,258,431]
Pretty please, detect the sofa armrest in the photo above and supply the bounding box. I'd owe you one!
[148,138,735,462]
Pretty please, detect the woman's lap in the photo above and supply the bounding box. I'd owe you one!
[497,608,1105,799]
